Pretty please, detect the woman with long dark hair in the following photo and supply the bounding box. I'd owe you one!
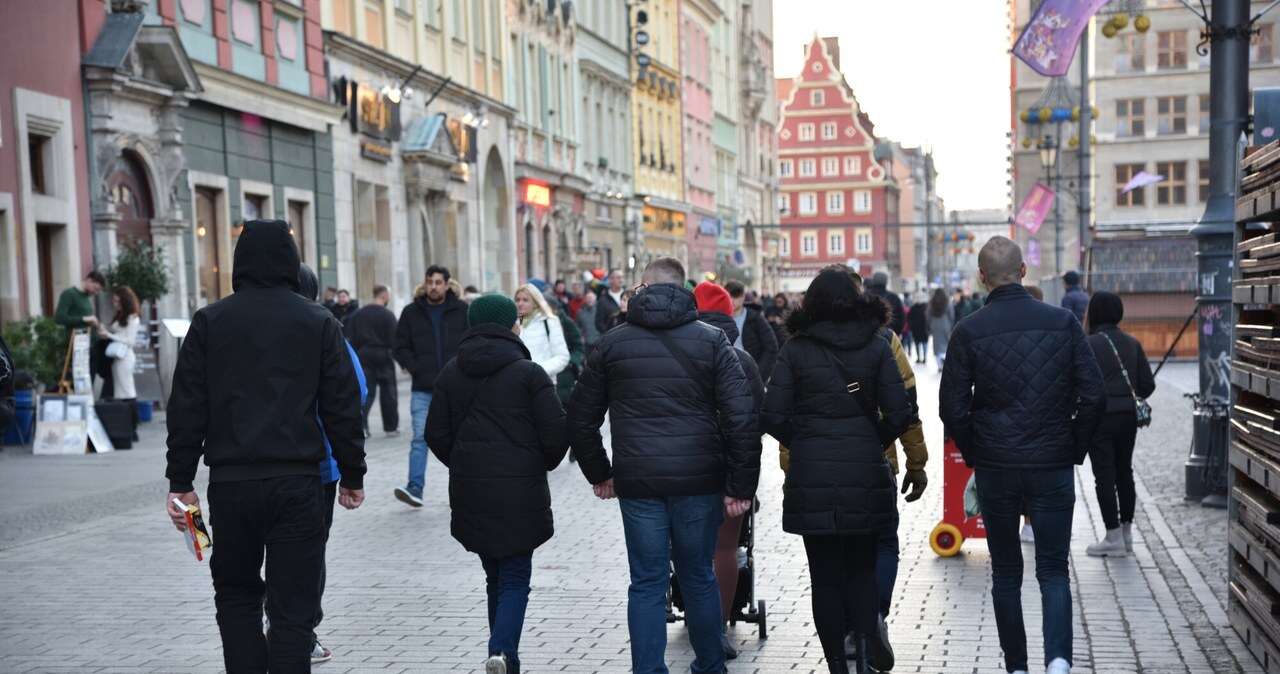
[1084,291,1155,557]
[762,266,913,673]
[98,285,141,435]
[927,288,954,368]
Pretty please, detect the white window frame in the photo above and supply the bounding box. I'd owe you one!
[826,191,845,215]
[821,157,839,177]
[282,186,317,269]
[778,159,793,177]
[810,89,825,106]
[854,189,872,214]
[800,230,818,257]
[855,227,873,254]
[799,158,816,177]
[821,121,837,140]
[828,230,845,256]
[188,170,233,305]
[798,123,815,141]
[779,234,790,257]
[844,156,862,176]
[777,193,790,214]
[798,192,818,216]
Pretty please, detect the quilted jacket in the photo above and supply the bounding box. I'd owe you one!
[939,283,1106,470]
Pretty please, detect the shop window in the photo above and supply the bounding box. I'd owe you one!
[288,200,308,263]
[195,187,223,303]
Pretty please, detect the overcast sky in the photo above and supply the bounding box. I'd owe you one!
[773,0,1013,213]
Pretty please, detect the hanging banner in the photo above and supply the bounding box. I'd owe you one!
[1026,238,1043,267]
[1014,183,1056,236]
[1012,0,1111,77]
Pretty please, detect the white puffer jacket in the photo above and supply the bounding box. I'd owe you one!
[520,312,570,379]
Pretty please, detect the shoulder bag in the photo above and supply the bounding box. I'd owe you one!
[1100,332,1153,429]
[815,342,899,450]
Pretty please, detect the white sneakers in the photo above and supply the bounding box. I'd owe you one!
[1085,528,1127,558]
[1047,657,1071,673]
[484,654,508,674]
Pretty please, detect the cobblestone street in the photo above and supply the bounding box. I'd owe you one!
[0,365,1259,673]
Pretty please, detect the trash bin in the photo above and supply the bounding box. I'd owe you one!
[3,389,35,446]
[136,400,154,423]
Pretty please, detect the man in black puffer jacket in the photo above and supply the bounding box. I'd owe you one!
[427,294,568,674]
[569,258,759,674]
[724,280,779,382]
[940,236,1104,674]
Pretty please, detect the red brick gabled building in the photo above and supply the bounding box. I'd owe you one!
[776,37,895,291]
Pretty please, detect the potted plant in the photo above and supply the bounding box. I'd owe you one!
[105,240,169,307]
[2,317,69,393]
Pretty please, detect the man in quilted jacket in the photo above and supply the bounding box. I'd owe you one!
[939,236,1104,674]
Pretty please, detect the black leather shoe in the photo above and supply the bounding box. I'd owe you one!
[867,615,894,672]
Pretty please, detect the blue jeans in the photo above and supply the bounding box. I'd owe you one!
[620,494,725,674]
[975,467,1075,673]
[480,553,533,673]
[406,391,432,497]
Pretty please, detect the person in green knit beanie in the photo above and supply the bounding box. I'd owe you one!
[428,290,568,674]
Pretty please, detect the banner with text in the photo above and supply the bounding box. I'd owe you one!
[1013,0,1111,77]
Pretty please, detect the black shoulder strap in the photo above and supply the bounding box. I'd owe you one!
[646,328,713,400]
[816,343,880,421]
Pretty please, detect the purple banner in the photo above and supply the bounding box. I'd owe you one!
[1027,238,1042,267]
[1014,183,1056,236]
[1013,0,1111,77]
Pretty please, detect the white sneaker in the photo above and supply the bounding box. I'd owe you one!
[1086,528,1127,558]
[1020,523,1035,544]
[311,640,333,664]
[1047,657,1071,673]
[484,654,507,674]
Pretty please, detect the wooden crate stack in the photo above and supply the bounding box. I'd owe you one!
[1231,140,1280,672]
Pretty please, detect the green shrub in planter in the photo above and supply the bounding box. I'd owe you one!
[106,240,169,304]
[2,317,68,391]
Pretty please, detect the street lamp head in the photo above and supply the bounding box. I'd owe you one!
[1038,136,1058,171]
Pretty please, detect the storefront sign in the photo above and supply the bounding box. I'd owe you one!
[522,182,552,207]
[642,205,686,237]
[336,77,401,160]
[360,138,393,163]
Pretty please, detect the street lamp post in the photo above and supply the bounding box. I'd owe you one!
[1039,134,1061,275]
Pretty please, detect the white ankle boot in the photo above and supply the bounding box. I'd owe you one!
[1086,528,1127,557]
[1047,657,1071,673]
[1122,522,1134,552]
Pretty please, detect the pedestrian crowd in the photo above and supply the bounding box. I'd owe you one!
[155,219,1159,674]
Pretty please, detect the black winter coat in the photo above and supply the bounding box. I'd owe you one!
[762,295,912,536]
[1087,325,1156,415]
[165,220,366,492]
[394,293,469,391]
[907,302,929,340]
[344,303,398,368]
[426,325,569,559]
[740,305,779,382]
[867,284,906,335]
[596,289,624,336]
[568,284,761,499]
[699,311,766,413]
[329,300,359,324]
[939,283,1106,470]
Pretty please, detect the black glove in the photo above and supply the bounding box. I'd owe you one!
[901,469,928,503]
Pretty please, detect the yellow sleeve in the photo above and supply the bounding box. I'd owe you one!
[883,332,928,473]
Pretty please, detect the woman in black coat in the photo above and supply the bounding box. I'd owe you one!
[426,295,569,674]
[761,267,914,674]
[1084,291,1156,559]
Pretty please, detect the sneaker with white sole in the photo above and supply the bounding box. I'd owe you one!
[1020,523,1035,544]
[1046,657,1071,674]
[1086,528,1127,558]
[484,654,508,674]
[311,640,333,664]
[393,486,423,508]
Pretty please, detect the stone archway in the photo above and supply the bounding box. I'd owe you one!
[106,150,155,246]
[482,148,511,292]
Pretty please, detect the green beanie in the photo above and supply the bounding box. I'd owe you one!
[467,293,518,329]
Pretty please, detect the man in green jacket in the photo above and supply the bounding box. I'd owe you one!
[55,270,106,393]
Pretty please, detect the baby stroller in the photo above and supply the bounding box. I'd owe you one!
[665,501,768,639]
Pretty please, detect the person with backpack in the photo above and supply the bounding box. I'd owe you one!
[514,285,570,380]
[426,294,570,674]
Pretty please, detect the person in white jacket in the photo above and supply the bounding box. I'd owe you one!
[514,284,570,379]
[98,285,141,437]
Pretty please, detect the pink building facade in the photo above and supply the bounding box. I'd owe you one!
[681,1,719,281]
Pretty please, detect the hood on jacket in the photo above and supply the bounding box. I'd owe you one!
[297,263,319,302]
[232,220,301,293]
[1087,290,1124,333]
[627,284,698,330]
[786,292,886,351]
[698,310,741,344]
[456,324,531,377]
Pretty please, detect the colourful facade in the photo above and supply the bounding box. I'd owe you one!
[631,0,687,264]
[682,0,719,281]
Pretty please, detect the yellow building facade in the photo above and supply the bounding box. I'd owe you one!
[630,0,687,263]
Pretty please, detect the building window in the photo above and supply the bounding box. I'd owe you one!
[1156,161,1187,205]
[1116,33,1145,73]
[243,192,269,222]
[799,158,816,177]
[1157,30,1187,70]
[452,0,464,36]
[821,122,837,140]
[778,193,790,213]
[1255,23,1274,63]
[1156,96,1187,135]
[424,0,439,28]
[779,159,793,177]
[1199,159,1210,202]
[822,157,839,177]
[1200,94,1211,134]
[853,189,872,214]
[827,191,845,214]
[1116,98,1145,137]
[364,2,385,48]
[798,192,818,215]
[799,123,815,141]
[828,230,845,256]
[855,228,872,254]
[843,156,862,176]
[780,234,790,257]
[811,90,825,106]
[1115,163,1146,206]
[27,133,51,196]
[800,231,818,256]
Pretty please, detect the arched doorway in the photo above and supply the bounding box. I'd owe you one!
[107,151,154,245]
[482,148,510,291]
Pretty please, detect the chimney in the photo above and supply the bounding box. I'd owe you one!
[822,37,841,71]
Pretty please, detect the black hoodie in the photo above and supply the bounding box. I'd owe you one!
[568,284,761,499]
[426,324,569,558]
[165,220,367,492]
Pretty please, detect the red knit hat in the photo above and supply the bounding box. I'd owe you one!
[694,282,734,317]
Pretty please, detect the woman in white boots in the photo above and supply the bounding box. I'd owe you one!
[514,284,570,380]
[1084,291,1156,558]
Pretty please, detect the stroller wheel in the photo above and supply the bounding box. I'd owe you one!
[757,600,768,640]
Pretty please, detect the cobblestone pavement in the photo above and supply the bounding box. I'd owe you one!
[0,366,1260,673]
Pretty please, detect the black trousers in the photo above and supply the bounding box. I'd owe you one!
[91,340,113,398]
[362,362,398,433]
[316,481,337,630]
[209,475,325,674]
[1090,412,1139,530]
[803,534,879,674]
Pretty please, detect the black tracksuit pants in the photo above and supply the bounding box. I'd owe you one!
[362,362,398,433]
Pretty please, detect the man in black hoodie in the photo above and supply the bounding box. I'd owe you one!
[345,284,399,437]
[393,265,469,507]
[723,280,778,382]
[865,271,906,336]
[164,220,366,674]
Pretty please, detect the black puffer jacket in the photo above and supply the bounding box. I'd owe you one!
[699,311,766,413]
[940,283,1106,470]
[426,324,569,559]
[568,284,760,499]
[762,295,912,536]
[394,292,469,391]
[740,305,779,382]
[344,303,398,368]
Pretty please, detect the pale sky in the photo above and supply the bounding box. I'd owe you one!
[773,0,1012,213]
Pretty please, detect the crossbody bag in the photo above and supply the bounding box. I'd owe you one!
[1100,332,1153,428]
[815,343,898,450]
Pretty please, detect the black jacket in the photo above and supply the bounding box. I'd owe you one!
[568,284,761,499]
[699,311,766,413]
[939,283,1106,470]
[596,288,624,336]
[762,296,912,536]
[329,300,359,324]
[426,325,569,559]
[1087,325,1156,415]
[394,293,469,391]
[344,302,398,368]
[907,302,929,340]
[0,335,13,432]
[740,305,779,382]
[165,220,366,492]
[866,284,906,335]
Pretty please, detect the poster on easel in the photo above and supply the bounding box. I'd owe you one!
[70,331,91,395]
